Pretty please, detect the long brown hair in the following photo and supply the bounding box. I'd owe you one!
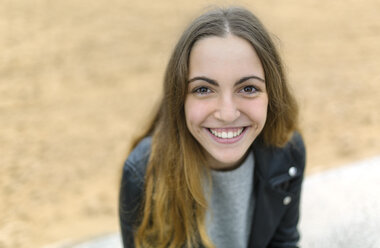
[132,7,299,248]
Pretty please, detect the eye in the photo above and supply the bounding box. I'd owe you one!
[193,86,212,95]
[239,85,258,94]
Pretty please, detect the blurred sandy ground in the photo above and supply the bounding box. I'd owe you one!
[0,0,379,247]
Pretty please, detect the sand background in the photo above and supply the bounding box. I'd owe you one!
[1,0,379,247]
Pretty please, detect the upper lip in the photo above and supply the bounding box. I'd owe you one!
[206,126,249,129]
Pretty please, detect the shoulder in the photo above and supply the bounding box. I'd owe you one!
[285,131,306,170]
[119,137,152,239]
[119,136,152,211]
[253,131,306,179]
[278,131,306,174]
[122,136,152,181]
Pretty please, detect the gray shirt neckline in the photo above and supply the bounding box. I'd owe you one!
[205,151,255,248]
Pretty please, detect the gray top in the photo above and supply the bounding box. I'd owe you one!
[205,151,255,248]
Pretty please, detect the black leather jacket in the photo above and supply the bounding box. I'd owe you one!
[119,132,306,248]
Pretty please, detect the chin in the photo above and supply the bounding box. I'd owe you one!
[207,151,249,170]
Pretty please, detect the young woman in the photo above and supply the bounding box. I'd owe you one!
[119,7,306,248]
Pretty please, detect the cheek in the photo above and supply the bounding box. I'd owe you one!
[257,99,269,123]
[184,98,200,126]
[184,98,211,127]
[245,98,268,124]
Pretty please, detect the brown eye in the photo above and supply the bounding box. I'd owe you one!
[240,86,258,94]
[193,86,212,95]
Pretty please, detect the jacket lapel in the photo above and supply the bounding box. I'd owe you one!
[248,140,290,248]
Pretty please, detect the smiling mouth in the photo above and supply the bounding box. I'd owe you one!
[207,127,247,139]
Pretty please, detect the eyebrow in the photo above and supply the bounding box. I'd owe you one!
[188,75,265,86]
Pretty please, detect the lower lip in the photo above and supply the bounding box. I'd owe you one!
[207,127,249,144]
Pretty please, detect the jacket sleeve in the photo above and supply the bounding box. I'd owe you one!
[119,137,151,247]
[119,161,142,248]
[268,133,306,248]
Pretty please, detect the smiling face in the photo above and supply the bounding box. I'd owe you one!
[184,34,268,170]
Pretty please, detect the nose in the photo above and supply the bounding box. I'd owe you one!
[213,95,240,122]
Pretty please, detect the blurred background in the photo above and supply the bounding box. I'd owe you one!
[1,0,379,247]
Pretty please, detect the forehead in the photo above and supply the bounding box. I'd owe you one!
[192,35,254,57]
[188,35,264,80]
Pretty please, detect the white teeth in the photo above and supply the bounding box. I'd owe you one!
[209,128,244,139]
[227,131,233,138]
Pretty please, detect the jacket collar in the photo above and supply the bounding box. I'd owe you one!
[248,139,293,248]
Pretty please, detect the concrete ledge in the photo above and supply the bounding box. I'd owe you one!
[43,233,122,248]
[300,156,380,248]
[50,156,380,248]
[68,234,122,248]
